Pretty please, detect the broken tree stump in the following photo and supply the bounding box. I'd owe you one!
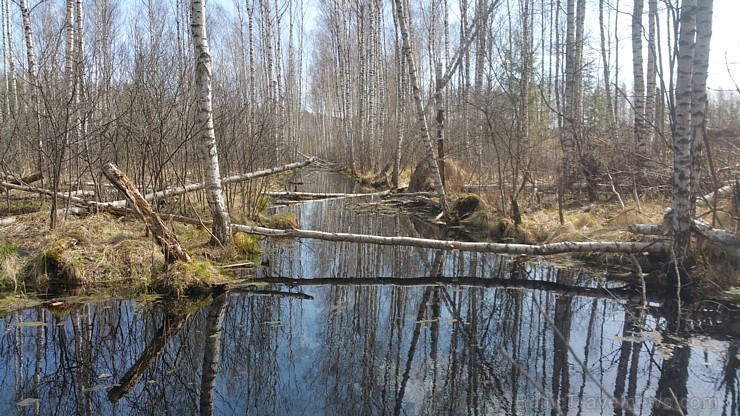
[102,162,191,264]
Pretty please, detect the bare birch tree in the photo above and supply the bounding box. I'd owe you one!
[191,0,232,244]
[632,0,647,159]
[671,0,713,271]
[392,0,449,217]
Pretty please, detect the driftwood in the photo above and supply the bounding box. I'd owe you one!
[106,158,315,208]
[102,163,191,264]
[232,224,669,255]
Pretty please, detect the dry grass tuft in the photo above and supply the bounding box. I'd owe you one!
[0,243,22,291]
[461,211,535,244]
[266,211,299,229]
[156,258,228,297]
[22,214,163,289]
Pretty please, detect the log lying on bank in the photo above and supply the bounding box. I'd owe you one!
[0,216,16,226]
[0,180,117,210]
[233,224,669,255]
[1,172,43,186]
[696,184,734,206]
[630,217,740,262]
[106,158,315,208]
[692,220,740,262]
[102,163,191,264]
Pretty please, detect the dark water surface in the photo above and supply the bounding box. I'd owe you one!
[1,170,737,415]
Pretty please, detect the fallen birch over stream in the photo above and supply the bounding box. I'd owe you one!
[231,224,669,255]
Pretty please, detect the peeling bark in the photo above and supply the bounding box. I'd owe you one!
[102,163,191,264]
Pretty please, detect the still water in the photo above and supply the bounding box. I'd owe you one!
[0,169,737,415]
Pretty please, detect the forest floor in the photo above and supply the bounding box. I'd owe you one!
[1,171,739,313]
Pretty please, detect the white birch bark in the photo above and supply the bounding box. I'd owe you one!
[2,0,17,118]
[598,0,615,127]
[18,0,41,173]
[190,0,232,244]
[644,0,658,146]
[671,0,696,262]
[689,0,713,217]
[232,224,669,256]
[392,0,449,217]
[561,0,579,186]
[632,0,647,157]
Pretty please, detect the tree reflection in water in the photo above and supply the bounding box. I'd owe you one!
[0,274,738,415]
[0,172,737,415]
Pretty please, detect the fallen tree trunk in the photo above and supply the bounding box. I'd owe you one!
[628,224,665,236]
[696,184,733,206]
[232,224,669,255]
[1,172,43,186]
[102,163,191,264]
[0,180,119,210]
[106,158,315,208]
[631,218,739,262]
[692,220,740,262]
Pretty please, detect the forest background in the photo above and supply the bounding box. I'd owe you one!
[0,0,738,275]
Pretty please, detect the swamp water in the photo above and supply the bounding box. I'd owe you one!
[1,170,738,415]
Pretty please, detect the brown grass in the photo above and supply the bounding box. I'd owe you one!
[266,211,300,229]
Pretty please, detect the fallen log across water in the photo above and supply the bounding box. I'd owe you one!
[232,224,669,255]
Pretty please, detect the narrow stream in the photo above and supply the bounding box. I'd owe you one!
[0,169,737,415]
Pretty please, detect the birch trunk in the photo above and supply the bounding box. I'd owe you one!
[632,0,647,158]
[391,11,405,189]
[199,294,228,416]
[671,0,696,263]
[19,0,41,176]
[560,0,579,186]
[598,0,614,127]
[3,0,17,118]
[644,0,658,146]
[689,0,713,217]
[102,163,192,264]
[392,0,449,217]
[191,0,232,245]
